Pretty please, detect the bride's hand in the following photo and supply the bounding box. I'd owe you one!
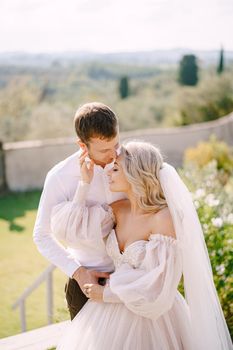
[83,283,104,302]
[79,150,94,184]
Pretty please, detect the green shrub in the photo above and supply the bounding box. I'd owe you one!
[184,135,233,176]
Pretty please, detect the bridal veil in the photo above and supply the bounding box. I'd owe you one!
[159,163,232,350]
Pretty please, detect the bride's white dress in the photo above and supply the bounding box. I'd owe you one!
[51,180,198,350]
[51,189,195,349]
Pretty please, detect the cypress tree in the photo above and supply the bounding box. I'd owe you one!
[119,76,129,99]
[178,55,198,86]
[217,47,224,74]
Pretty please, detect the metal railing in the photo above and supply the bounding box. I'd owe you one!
[12,264,56,332]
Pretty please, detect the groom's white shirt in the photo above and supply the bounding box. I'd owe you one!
[33,149,125,277]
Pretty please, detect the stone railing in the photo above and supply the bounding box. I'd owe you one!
[12,264,56,332]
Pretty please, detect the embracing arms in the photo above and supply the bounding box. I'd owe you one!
[33,151,111,291]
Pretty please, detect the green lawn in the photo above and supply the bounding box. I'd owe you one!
[0,191,69,339]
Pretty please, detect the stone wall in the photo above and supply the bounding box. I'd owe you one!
[3,113,233,192]
[0,142,6,193]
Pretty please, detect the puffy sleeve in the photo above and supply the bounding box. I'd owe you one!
[50,181,115,248]
[104,234,182,320]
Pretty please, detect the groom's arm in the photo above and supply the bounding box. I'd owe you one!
[33,171,80,277]
[33,170,109,290]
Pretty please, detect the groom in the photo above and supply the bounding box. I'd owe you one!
[33,102,124,319]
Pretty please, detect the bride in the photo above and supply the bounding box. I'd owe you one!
[51,141,232,350]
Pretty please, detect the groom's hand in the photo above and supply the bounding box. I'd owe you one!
[72,266,110,293]
[79,150,94,184]
[83,283,104,302]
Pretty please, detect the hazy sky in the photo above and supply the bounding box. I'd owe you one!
[1,0,233,53]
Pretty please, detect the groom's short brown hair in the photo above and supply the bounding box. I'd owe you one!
[74,102,118,145]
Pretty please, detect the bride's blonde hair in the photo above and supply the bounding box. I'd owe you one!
[120,141,167,213]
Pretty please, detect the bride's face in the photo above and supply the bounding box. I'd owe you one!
[108,156,131,192]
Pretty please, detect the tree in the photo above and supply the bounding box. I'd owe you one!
[119,76,129,99]
[176,75,233,125]
[178,55,199,86]
[217,47,224,74]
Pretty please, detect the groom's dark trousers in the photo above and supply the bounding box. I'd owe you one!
[65,278,88,320]
[65,277,106,320]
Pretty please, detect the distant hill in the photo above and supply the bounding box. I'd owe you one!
[0,49,233,67]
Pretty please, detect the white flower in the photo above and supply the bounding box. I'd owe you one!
[205,194,219,207]
[216,264,225,275]
[211,217,223,228]
[194,188,205,199]
[226,213,233,225]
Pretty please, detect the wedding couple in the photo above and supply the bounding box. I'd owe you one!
[33,102,232,349]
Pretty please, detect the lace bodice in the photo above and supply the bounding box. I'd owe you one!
[106,229,177,270]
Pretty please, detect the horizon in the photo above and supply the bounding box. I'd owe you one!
[1,47,233,55]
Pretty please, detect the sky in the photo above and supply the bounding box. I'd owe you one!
[0,0,233,53]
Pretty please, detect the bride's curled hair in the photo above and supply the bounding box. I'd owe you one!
[120,141,167,213]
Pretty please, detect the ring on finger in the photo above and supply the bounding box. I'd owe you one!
[84,287,90,295]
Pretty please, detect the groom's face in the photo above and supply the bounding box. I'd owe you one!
[80,133,120,167]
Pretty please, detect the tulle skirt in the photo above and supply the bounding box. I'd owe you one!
[57,292,194,350]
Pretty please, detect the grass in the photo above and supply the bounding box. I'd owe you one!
[0,191,69,339]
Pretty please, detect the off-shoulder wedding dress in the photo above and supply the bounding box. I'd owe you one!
[52,191,193,349]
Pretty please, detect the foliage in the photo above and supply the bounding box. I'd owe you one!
[180,143,233,337]
[178,55,198,86]
[175,74,233,125]
[0,62,233,142]
[184,135,233,175]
